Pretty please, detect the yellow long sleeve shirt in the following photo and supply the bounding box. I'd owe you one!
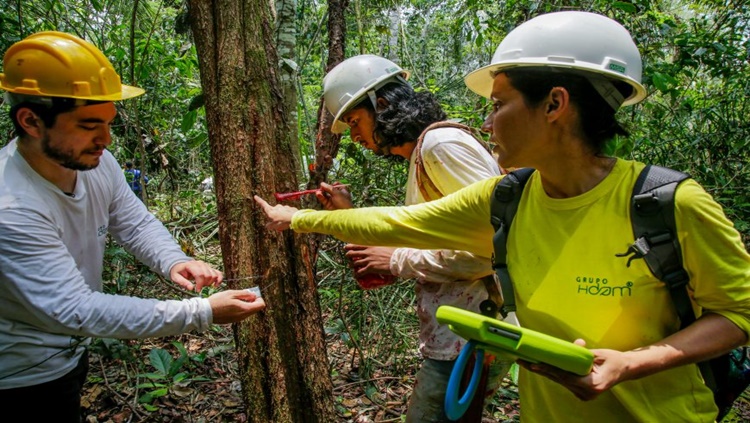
[293,159,750,422]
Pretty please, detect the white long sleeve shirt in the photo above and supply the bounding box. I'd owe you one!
[394,126,502,360]
[0,139,212,389]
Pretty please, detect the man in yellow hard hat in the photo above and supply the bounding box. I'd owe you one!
[0,32,266,422]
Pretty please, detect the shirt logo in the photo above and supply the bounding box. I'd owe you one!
[97,225,108,237]
[576,276,633,297]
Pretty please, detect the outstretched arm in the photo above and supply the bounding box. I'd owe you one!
[255,177,501,258]
[254,195,299,231]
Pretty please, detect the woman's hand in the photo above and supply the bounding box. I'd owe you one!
[316,182,353,210]
[518,339,630,401]
[254,195,298,231]
[344,244,396,275]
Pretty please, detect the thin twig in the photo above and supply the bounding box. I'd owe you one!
[332,376,405,392]
[97,355,145,420]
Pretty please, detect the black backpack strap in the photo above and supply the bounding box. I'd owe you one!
[622,166,722,391]
[624,165,693,327]
[490,168,535,318]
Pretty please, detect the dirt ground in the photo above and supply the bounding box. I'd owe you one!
[81,326,521,422]
[79,309,747,423]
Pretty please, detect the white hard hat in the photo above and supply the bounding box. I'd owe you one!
[322,54,410,133]
[464,11,646,108]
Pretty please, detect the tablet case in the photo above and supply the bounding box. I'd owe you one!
[436,306,594,375]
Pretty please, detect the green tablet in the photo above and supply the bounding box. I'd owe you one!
[436,306,594,376]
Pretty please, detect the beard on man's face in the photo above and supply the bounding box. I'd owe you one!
[41,135,101,171]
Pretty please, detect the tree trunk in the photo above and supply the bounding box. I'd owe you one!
[187,1,335,421]
[306,0,349,190]
[275,0,303,182]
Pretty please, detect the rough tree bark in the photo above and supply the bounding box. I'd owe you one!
[306,0,349,190]
[187,1,335,421]
[275,0,303,182]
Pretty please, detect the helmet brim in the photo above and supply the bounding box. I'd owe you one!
[0,83,145,103]
[119,84,146,100]
[465,61,646,106]
[330,70,410,134]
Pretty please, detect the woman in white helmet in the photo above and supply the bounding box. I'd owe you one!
[257,12,749,422]
[319,54,513,422]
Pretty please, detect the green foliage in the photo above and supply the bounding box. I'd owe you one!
[0,1,748,418]
[136,341,209,411]
[319,239,420,380]
[301,0,750,245]
[0,0,212,191]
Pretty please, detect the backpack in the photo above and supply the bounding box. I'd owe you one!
[489,165,750,421]
[413,121,492,203]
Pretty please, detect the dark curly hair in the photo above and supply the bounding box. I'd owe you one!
[504,67,631,154]
[351,81,447,151]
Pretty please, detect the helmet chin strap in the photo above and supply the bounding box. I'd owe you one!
[586,76,625,111]
[366,74,409,110]
[367,89,378,110]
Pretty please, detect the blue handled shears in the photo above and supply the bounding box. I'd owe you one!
[444,340,485,421]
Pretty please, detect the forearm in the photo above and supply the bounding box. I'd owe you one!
[292,179,500,257]
[391,248,493,283]
[621,313,747,382]
[111,208,190,277]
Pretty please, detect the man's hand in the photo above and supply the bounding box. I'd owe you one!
[316,182,353,210]
[254,195,298,231]
[345,244,396,276]
[207,290,266,324]
[170,260,223,292]
[518,339,628,401]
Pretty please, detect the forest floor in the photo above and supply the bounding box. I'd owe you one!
[81,237,749,422]
[81,319,749,422]
[81,319,521,422]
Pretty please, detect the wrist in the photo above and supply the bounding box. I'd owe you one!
[620,345,677,381]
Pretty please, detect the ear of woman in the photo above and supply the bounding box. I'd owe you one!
[376,97,389,110]
[545,87,570,118]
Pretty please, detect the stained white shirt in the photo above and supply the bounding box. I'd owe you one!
[393,126,504,360]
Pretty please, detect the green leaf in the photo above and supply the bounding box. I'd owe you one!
[149,348,172,376]
[651,72,677,93]
[172,372,188,383]
[142,403,158,412]
[187,93,204,111]
[137,373,167,381]
[187,133,208,149]
[136,382,167,389]
[364,385,378,400]
[138,392,154,404]
[149,387,169,398]
[612,2,637,13]
[181,110,198,133]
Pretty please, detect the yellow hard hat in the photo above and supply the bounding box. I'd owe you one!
[0,31,144,102]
